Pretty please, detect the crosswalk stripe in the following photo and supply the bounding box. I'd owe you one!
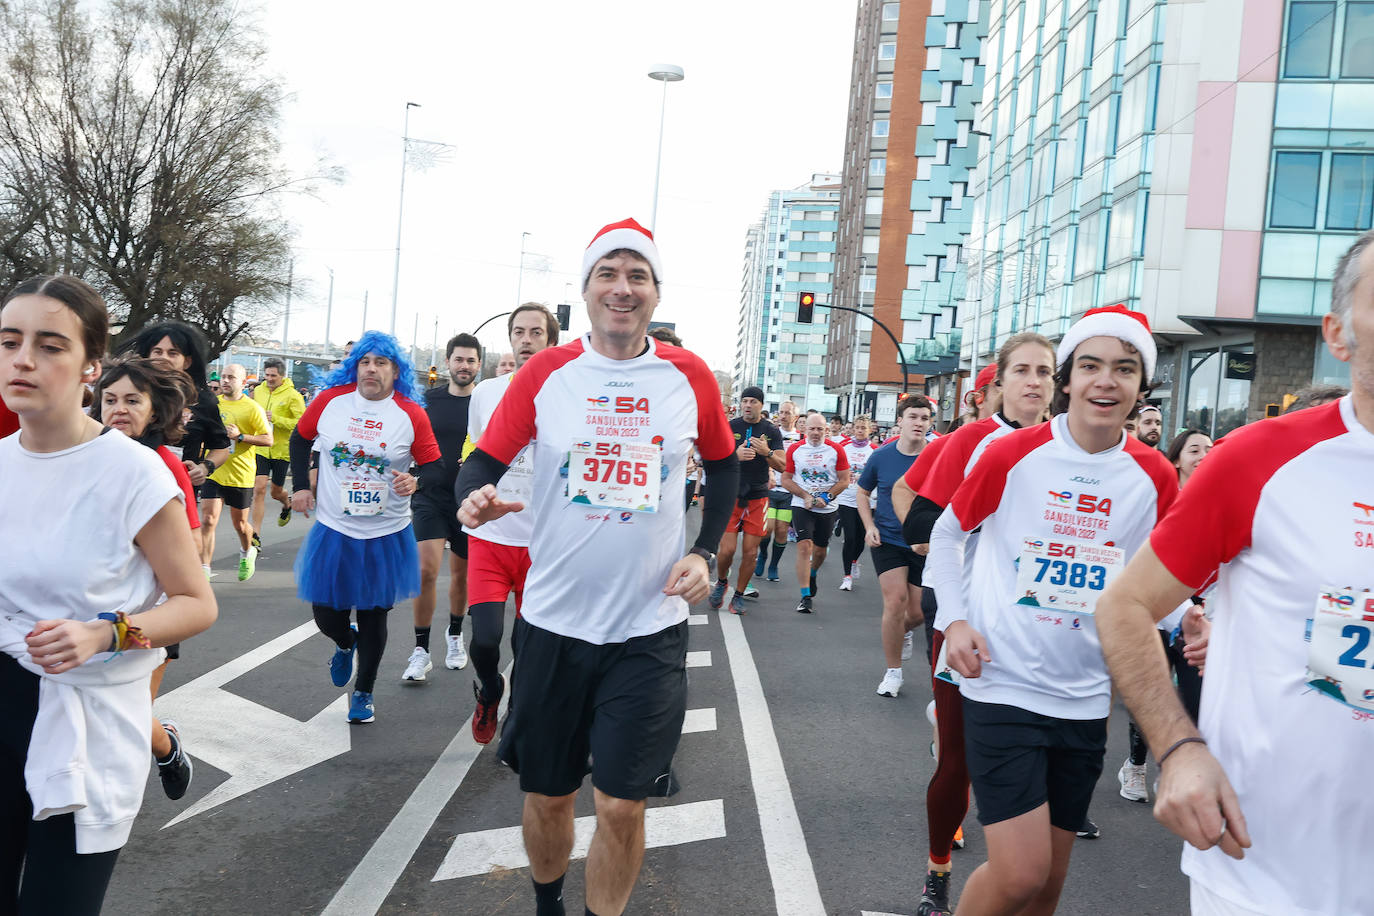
[688,613,708,625]
[681,707,716,734]
[431,799,727,881]
[686,650,711,668]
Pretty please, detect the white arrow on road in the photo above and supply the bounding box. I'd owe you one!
[153,621,350,829]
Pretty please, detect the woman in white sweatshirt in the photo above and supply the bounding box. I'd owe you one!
[0,275,217,914]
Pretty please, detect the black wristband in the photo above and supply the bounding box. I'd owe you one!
[202,459,215,475]
[1157,736,1207,767]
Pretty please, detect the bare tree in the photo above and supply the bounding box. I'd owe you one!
[0,0,331,352]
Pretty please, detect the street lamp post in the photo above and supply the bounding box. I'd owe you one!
[848,256,868,415]
[514,231,530,307]
[389,101,421,335]
[647,64,684,234]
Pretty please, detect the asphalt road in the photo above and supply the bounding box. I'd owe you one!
[105,511,1191,915]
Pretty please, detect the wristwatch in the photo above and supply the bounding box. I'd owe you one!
[201,459,215,476]
[236,433,244,443]
[689,546,715,565]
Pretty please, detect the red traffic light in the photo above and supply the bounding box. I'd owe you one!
[797,291,816,323]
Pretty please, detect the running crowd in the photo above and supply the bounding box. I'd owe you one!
[0,221,1369,916]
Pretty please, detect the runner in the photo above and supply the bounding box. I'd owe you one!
[289,330,441,723]
[826,414,846,445]
[404,332,481,682]
[496,352,516,376]
[708,386,784,615]
[251,357,305,535]
[94,357,203,801]
[756,399,801,581]
[456,217,737,916]
[858,396,932,697]
[0,275,216,913]
[461,303,558,742]
[928,305,1175,916]
[1135,403,1162,448]
[781,411,850,613]
[1097,231,1374,916]
[202,364,271,581]
[837,415,877,591]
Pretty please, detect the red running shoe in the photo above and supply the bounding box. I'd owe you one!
[471,679,503,745]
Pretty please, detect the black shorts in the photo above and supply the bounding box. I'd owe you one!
[962,698,1107,831]
[200,478,253,510]
[871,542,925,586]
[790,507,835,547]
[412,493,468,558]
[498,618,688,800]
[767,489,791,510]
[254,454,289,487]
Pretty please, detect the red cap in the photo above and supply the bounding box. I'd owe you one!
[973,364,997,390]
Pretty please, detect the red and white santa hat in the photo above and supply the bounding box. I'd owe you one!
[1056,304,1156,379]
[582,218,662,287]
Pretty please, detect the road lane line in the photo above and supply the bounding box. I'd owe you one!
[432,799,726,881]
[681,707,717,734]
[719,612,825,915]
[686,650,711,668]
[320,663,511,916]
[688,613,708,625]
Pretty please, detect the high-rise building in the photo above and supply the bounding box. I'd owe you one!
[960,0,1367,439]
[733,174,842,413]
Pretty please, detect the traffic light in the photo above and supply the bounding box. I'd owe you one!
[428,365,438,386]
[556,303,571,332]
[796,291,816,323]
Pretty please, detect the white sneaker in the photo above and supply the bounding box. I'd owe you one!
[1118,759,1148,802]
[402,647,433,683]
[850,561,861,581]
[445,634,468,670]
[901,630,914,660]
[839,576,853,591]
[877,669,903,697]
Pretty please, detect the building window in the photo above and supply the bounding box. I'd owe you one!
[1284,2,1336,77]
[873,119,890,137]
[865,195,884,215]
[1269,151,1323,228]
[879,42,897,60]
[1327,153,1374,230]
[876,81,893,99]
[869,157,886,177]
[882,1,900,20]
[1343,2,1374,77]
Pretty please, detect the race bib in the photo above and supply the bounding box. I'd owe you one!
[1013,537,1124,616]
[340,478,387,516]
[1305,587,1374,712]
[567,439,661,513]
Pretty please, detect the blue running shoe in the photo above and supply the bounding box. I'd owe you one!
[330,624,357,687]
[754,552,766,577]
[766,567,780,582]
[348,690,375,723]
[708,579,727,610]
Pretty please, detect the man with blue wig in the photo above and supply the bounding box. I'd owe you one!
[289,330,443,723]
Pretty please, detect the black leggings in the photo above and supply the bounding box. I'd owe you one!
[1,655,120,915]
[837,505,866,570]
[469,601,507,702]
[1128,630,1203,765]
[312,604,390,693]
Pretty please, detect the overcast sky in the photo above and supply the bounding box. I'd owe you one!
[260,0,856,372]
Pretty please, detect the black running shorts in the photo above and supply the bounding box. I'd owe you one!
[411,492,468,558]
[871,541,925,586]
[254,455,289,487]
[962,698,1107,831]
[498,618,688,800]
[790,507,835,547]
[200,479,253,510]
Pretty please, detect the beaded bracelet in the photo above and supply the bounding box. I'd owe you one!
[1157,735,1207,768]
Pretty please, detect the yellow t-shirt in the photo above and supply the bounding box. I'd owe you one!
[210,395,270,489]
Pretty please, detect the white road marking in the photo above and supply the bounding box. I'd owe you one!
[688,613,708,625]
[719,611,825,915]
[681,707,717,734]
[686,650,711,668]
[432,799,727,881]
[154,622,350,828]
[860,911,909,916]
[320,664,511,916]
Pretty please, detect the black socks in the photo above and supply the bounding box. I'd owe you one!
[448,613,465,636]
[414,626,430,652]
[533,873,565,916]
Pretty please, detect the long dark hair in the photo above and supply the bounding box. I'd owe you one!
[121,320,212,388]
[3,275,109,361]
[1165,428,1210,476]
[93,358,196,446]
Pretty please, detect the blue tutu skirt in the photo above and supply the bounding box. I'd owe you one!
[294,522,420,610]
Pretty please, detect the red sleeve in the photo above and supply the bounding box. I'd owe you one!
[1150,401,1347,590]
[784,440,802,474]
[396,396,441,465]
[903,434,950,490]
[915,417,999,507]
[1125,437,1180,526]
[655,342,734,461]
[480,341,584,464]
[828,439,849,470]
[0,394,17,439]
[158,446,201,530]
[946,424,1054,531]
[295,384,355,441]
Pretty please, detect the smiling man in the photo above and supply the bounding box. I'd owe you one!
[456,218,738,916]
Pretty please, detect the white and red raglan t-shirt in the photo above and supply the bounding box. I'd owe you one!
[1151,396,1374,916]
[296,384,440,540]
[462,371,535,547]
[474,335,734,645]
[837,438,877,508]
[908,413,1019,506]
[786,439,849,514]
[926,414,1177,719]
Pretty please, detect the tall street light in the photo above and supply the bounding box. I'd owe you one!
[389,101,421,335]
[647,64,684,234]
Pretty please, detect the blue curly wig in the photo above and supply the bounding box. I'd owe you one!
[321,330,421,402]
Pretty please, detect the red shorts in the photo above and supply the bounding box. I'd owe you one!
[466,537,531,612]
[727,497,769,538]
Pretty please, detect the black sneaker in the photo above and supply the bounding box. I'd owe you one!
[916,869,952,916]
[795,595,814,614]
[1076,818,1101,839]
[157,719,194,801]
[251,529,262,551]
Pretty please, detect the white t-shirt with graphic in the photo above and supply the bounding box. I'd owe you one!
[785,439,850,515]
[463,372,536,547]
[837,439,877,508]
